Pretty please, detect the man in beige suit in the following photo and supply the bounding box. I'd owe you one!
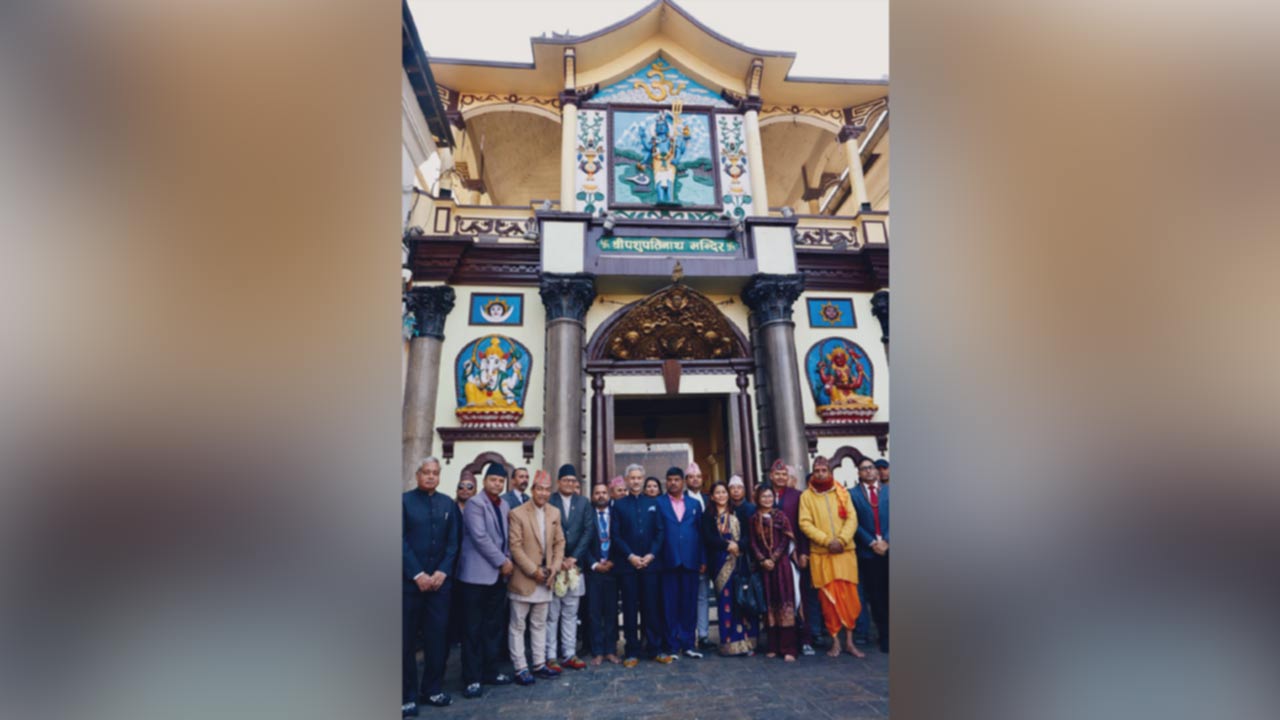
[506,469,566,685]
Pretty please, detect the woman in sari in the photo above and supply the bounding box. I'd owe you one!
[749,485,801,661]
[701,482,756,656]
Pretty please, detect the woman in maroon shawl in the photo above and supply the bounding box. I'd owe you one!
[749,485,801,661]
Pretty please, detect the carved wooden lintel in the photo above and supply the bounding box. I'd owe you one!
[436,427,541,463]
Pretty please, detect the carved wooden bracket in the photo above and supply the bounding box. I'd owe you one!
[436,426,541,463]
[805,422,889,457]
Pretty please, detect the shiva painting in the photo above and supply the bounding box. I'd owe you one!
[804,338,879,423]
[455,335,531,426]
[610,105,719,209]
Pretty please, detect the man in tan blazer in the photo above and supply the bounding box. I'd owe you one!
[506,469,566,685]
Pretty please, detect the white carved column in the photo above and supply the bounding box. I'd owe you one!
[743,58,769,215]
[559,48,579,212]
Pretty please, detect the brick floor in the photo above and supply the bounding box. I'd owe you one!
[415,641,888,719]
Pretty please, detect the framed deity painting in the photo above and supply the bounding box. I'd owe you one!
[607,104,721,211]
[468,293,523,326]
[807,297,857,328]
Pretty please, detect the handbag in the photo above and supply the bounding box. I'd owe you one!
[732,556,766,616]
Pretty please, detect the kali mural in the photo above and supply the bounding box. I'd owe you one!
[805,338,879,423]
[455,335,531,426]
[611,104,716,208]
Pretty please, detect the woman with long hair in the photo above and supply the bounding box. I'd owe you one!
[701,482,756,656]
[643,476,662,498]
[749,485,801,661]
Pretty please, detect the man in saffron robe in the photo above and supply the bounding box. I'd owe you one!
[797,456,866,658]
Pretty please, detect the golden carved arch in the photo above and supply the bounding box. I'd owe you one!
[588,283,749,362]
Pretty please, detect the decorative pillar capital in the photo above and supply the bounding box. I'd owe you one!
[742,273,805,325]
[870,289,889,343]
[404,285,456,340]
[539,272,597,323]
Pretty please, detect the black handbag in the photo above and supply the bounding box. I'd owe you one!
[732,556,766,616]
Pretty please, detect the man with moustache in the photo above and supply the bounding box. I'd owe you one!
[457,462,515,699]
[402,458,458,716]
[656,466,705,660]
[502,466,531,508]
[875,458,890,484]
[584,480,621,665]
[612,463,664,668]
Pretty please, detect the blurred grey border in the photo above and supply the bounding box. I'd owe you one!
[2,1,1278,719]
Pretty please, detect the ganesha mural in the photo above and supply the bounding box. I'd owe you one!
[805,338,879,423]
[455,335,532,426]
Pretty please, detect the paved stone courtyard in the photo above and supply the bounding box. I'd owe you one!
[420,640,888,719]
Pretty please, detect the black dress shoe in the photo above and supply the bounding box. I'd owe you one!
[421,693,452,707]
[483,673,513,686]
[462,683,483,699]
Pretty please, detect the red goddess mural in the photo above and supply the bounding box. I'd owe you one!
[805,338,879,423]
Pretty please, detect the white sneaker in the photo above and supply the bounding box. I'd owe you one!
[801,644,816,656]
[683,648,704,659]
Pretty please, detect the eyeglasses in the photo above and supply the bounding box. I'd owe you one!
[458,484,476,490]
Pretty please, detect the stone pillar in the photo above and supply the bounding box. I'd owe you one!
[839,125,870,212]
[539,272,596,477]
[742,273,807,479]
[559,48,579,212]
[402,285,456,488]
[742,58,769,215]
[871,289,889,361]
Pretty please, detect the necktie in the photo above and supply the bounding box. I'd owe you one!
[597,510,610,554]
[869,486,882,538]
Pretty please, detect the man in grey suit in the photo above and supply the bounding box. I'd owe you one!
[545,464,591,670]
[501,467,531,508]
[457,462,515,699]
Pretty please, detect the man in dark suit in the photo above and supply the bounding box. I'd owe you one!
[612,463,664,668]
[584,480,620,666]
[546,463,591,671]
[655,466,705,660]
[457,462,515,699]
[850,457,890,653]
[501,467,531,508]
[402,457,459,716]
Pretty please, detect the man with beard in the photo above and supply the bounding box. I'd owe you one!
[798,456,865,659]
[656,466,705,661]
[584,480,621,665]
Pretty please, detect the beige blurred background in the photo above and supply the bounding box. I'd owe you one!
[1,0,1277,719]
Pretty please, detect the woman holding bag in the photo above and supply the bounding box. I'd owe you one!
[701,481,757,656]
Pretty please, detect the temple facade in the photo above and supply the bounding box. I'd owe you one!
[401,0,889,494]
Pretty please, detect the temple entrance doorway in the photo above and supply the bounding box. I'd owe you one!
[612,395,731,489]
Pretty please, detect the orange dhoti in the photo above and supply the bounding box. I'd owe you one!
[817,579,862,636]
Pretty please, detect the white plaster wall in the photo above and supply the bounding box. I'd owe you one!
[816,435,883,487]
[793,289,890,428]
[429,285,548,491]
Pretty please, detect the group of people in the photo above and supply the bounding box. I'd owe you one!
[402,453,890,715]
